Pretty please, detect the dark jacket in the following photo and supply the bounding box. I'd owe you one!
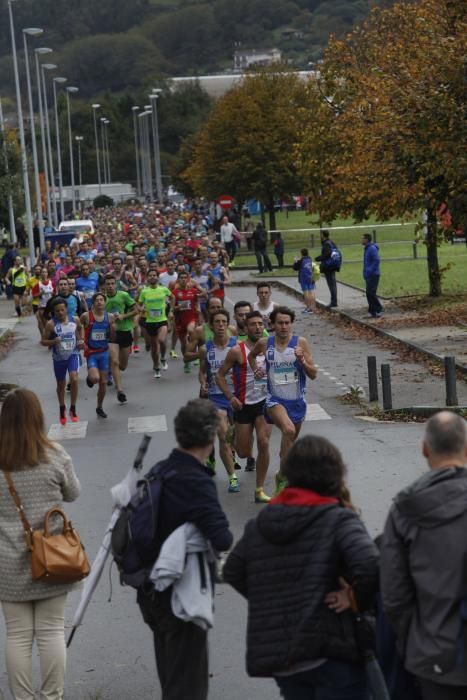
[363,242,380,279]
[223,498,379,677]
[252,224,267,252]
[381,467,467,686]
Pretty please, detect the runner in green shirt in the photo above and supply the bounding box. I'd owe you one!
[104,274,137,404]
[137,269,173,378]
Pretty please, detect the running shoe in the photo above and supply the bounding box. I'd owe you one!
[69,407,79,423]
[86,377,94,389]
[161,359,168,371]
[254,488,271,504]
[154,368,161,379]
[274,470,288,495]
[133,344,140,353]
[170,350,178,359]
[245,457,256,472]
[117,391,127,404]
[107,373,113,387]
[228,475,240,493]
[96,407,107,419]
[234,460,242,470]
[66,382,71,392]
[59,406,67,426]
[184,362,191,373]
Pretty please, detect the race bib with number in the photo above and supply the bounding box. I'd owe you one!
[273,367,298,385]
[177,300,191,311]
[61,339,75,352]
[149,308,162,318]
[91,331,106,341]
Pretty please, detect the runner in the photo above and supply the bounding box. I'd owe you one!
[191,258,210,321]
[248,306,317,488]
[5,256,28,317]
[199,308,239,493]
[216,311,272,503]
[75,262,99,309]
[183,296,236,364]
[172,270,204,373]
[37,267,54,334]
[137,269,172,379]
[159,259,179,358]
[41,297,84,425]
[253,282,278,331]
[27,264,42,330]
[81,292,115,418]
[104,273,137,404]
[206,251,230,303]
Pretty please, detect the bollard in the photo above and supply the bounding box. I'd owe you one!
[367,356,378,402]
[412,242,417,259]
[373,228,377,244]
[445,356,458,406]
[381,364,393,410]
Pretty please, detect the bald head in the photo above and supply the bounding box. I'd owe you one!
[423,411,467,468]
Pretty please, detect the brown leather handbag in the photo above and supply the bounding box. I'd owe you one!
[4,472,90,584]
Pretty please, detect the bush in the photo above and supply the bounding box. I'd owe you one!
[93,194,114,208]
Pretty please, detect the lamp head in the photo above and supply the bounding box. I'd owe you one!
[35,47,52,55]
[42,63,57,71]
[66,86,79,93]
[92,103,100,110]
[144,105,152,110]
[23,28,43,37]
[75,135,83,142]
[132,106,139,112]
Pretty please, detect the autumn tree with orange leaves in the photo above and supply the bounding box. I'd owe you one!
[302,0,467,296]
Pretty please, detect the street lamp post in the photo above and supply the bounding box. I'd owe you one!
[34,47,53,228]
[138,112,148,200]
[144,105,153,201]
[65,86,78,214]
[131,106,141,198]
[92,104,101,195]
[40,63,58,228]
[23,27,44,252]
[0,98,16,243]
[104,119,111,184]
[99,117,107,184]
[52,76,67,222]
[7,0,35,263]
[75,136,83,187]
[150,90,163,203]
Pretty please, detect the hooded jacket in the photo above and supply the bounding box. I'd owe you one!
[363,242,380,279]
[380,467,467,686]
[223,488,379,677]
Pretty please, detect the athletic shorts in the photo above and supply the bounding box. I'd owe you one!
[301,282,315,292]
[209,393,232,418]
[265,396,307,424]
[87,351,110,373]
[146,321,168,337]
[53,354,80,381]
[139,318,147,329]
[32,305,39,314]
[234,400,266,424]
[12,285,26,297]
[114,330,133,349]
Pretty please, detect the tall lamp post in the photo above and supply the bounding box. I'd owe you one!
[0,98,16,243]
[91,103,101,195]
[34,47,53,228]
[23,27,44,252]
[144,105,153,201]
[75,136,83,187]
[103,119,111,184]
[150,89,163,203]
[65,86,78,214]
[99,117,107,184]
[40,62,58,228]
[7,0,35,263]
[52,76,67,222]
[131,106,141,198]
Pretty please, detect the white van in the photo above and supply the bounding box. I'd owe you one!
[58,219,95,236]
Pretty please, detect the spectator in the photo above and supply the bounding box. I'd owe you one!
[219,215,239,264]
[224,434,379,698]
[381,411,467,700]
[15,218,26,248]
[273,232,285,267]
[252,222,273,274]
[293,248,316,313]
[0,388,81,700]
[362,232,383,317]
[243,213,255,251]
[316,229,338,308]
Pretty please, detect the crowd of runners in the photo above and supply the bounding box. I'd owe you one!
[1,204,318,503]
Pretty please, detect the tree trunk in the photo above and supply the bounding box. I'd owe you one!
[267,197,277,233]
[426,205,442,297]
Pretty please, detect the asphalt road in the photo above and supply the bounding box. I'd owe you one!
[0,285,434,700]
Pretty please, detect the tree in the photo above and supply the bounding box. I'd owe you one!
[0,129,22,232]
[186,68,305,229]
[308,0,467,296]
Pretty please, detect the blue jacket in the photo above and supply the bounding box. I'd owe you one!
[293,256,313,286]
[363,243,380,279]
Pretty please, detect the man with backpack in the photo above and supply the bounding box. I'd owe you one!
[315,229,340,308]
[135,399,233,700]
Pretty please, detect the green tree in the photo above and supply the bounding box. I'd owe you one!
[0,129,22,232]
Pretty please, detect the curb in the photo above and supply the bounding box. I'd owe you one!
[231,278,467,376]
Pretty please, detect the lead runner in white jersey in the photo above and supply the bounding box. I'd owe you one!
[248,306,317,467]
[216,311,272,504]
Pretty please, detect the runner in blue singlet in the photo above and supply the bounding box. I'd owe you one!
[81,292,115,419]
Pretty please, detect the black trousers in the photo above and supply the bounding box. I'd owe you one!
[225,240,236,261]
[138,588,208,700]
[365,273,383,315]
[255,250,273,272]
[324,270,338,306]
[419,678,467,700]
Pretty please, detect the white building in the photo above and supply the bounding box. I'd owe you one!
[233,48,282,71]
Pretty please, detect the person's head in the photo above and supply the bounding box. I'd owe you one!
[207,296,223,315]
[147,269,159,286]
[112,256,123,271]
[51,299,68,322]
[174,398,219,459]
[57,278,69,297]
[92,292,106,313]
[209,308,230,338]
[105,274,117,296]
[157,252,167,266]
[33,264,41,277]
[234,301,252,331]
[362,233,372,246]
[209,252,218,266]
[270,306,295,338]
[67,277,76,292]
[245,311,265,342]
[301,248,309,258]
[193,259,203,275]
[282,435,347,497]
[40,267,48,281]
[422,411,467,468]
[321,229,330,241]
[256,282,272,304]
[0,388,56,471]
[81,263,90,278]
[222,215,229,225]
[14,255,22,267]
[177,270,189,288]
[166,260,176,274]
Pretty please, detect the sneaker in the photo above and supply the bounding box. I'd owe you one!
[86,377,94,389]
[274,470,288,495]
[107,373,113,387]
[133,344,140,353]
[255,488,271,504]
[154,368,161,379]
[301,307,308,313]
[161,359,168,371]
[245,457,256,472]
[234,461,242,471]
[66,382,71,392]
[228,475,240,493]
[117,391,127,404]
[59,406,67,426]
[96,407,107,419]
[184,362,191,373]
[69,407,79,423]
[170,350,178,359]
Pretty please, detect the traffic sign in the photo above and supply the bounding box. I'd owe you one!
[217,194,235,209]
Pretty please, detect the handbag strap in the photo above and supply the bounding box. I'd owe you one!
[3,472,33,541]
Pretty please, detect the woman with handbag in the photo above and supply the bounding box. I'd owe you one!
[223,434,379,699]
[0,388,82,700]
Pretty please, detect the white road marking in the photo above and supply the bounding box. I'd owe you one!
[128,415,168,433]
[48,421,88,440]
[305,403,332,421]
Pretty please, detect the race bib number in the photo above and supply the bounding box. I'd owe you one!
[91,331,106,341]
[273,367,298,385]
[60,339,75,352]
[149,308,162,318]
[178,300,191,311]
[84,289,94,299]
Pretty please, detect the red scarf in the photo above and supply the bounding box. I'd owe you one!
[270,487,338,507]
